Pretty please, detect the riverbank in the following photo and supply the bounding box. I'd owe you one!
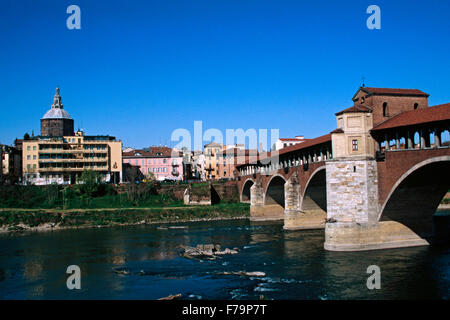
[0,203,250,234]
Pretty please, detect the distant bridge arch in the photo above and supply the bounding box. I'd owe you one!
[301,166,327,213]
[265,174,287,207]
[240,178,255,203]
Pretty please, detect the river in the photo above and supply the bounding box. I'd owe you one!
[0,215,449,299]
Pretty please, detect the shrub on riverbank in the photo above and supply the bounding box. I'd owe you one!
[0,183,182,209]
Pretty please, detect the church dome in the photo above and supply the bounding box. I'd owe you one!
[41,87,72,120]
[42,108,72,119]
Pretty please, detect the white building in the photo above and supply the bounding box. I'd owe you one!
[274,135,306,150]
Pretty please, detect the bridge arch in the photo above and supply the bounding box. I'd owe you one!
[264,174,286,207]
[379,156,450,240]
[240,178,255,203]
[301,166,327,213]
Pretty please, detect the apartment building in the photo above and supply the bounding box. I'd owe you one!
[22,132,122,185]
[122,146,183,181]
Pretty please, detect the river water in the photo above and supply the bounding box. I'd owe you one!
[0,216,449,300]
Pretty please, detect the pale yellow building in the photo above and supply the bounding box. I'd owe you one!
[22,131,122,185]
[204,142,222,180]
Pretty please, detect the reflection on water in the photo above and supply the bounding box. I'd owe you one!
[0,219,449,299]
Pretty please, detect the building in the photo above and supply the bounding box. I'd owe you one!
[122,146,183,181]
[191,151,206,181]
[181,150,206,181]
[22,88,123,185]
[1,144,22,184]
[204,142,223,180]
[217,147,260,180]
[274,136,306,150]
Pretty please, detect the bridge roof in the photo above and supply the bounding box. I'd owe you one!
[278,133,331,155]
[371,103,450,131]
[235,134,331,168]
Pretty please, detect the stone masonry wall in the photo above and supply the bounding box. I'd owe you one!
[326,158,378,224]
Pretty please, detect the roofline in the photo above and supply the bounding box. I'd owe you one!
[335,105,372,116]
[371,102,450,132]
[236,133,331,168]
[352,86,430,101]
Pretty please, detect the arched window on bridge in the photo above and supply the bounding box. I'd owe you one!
[442,130,450,147]
[429,131,435,147]
[389,138,396,150]
[413,132,420,149]
[383,102,388,117]
[399,137,406,149]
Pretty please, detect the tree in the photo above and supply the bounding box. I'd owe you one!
[24,133,31,140]
[78,170,102,197]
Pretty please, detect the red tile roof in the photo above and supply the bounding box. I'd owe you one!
[279,134,331,155]
[236,134,331,168]
[359,87,429,97]
[123,146,181,157]
[330,128,344,134]
[335,104,372,116]
[279,138,304,141]
[372,103,450,131]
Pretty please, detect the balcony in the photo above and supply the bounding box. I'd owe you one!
[38,165,109,172]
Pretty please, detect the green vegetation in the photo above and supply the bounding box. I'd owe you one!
[0,203,250,230]
[0,176,182,210]
[0,171,248,231]
[191,182,210,198]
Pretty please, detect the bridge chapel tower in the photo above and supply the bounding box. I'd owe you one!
[325,87,430,251]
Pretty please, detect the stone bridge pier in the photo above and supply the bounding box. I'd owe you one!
[284,171,327,230]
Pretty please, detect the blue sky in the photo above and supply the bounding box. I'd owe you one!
[1,0,449,149]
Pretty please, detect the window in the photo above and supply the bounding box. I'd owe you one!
[352,139,358,151]
[33,146,36,150]
[33,155,36,160]
[383,102,388,117]
[27,155,30,160]
[414,103,419,110]
[163,159,167,164]
[27,146,30,151]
